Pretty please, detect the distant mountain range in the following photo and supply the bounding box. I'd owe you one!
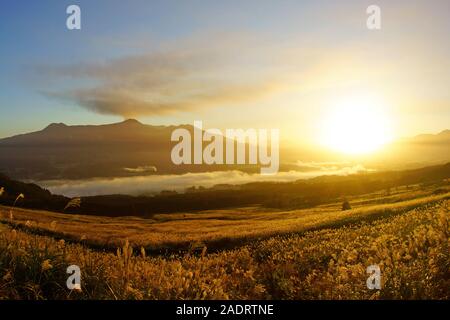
[374,129,450,169]
[404,129,450,144]
[0,119,257,180]
[0,119,449,180]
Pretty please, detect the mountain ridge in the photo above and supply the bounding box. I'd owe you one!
[0,119,253,180]
[0,120,449,180]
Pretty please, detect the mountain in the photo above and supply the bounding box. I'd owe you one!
[0,119,256,180]
[373,129,450,169]
[407,129,450,145]
[0,119,189,180]
[0,120,449,181]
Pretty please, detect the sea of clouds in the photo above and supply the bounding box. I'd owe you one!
[41,164,370,197]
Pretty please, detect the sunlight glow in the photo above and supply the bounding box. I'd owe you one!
[321,94,393,154]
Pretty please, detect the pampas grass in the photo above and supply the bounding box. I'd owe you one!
[64,197,81,211]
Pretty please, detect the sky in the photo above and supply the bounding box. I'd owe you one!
[0,0,449,145]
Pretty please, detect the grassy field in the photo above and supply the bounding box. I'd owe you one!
[0,184,448,253]
[0,184,448,299]
[0,197,448,299]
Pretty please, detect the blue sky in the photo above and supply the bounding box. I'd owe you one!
[0,0,449,141]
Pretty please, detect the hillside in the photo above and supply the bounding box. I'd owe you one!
[0,173,68,211]
[0,163,449,217]
[0,188,448,299]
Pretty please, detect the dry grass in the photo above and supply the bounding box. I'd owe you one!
[0,198,448,299]
[0,186,449,253]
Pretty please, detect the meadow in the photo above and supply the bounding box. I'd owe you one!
[0,183,448,253]
[0,183,448,299]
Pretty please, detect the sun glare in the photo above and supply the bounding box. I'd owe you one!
[321,94,393,154]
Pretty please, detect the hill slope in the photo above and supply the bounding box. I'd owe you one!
[0,163,449,216]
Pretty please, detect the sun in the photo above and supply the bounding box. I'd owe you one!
[320,94,393,154]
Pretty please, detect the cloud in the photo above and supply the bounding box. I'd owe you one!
[123,165,157,173]
[294,160,358,171]
[39,33,302,118]
[41,165,372,197]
